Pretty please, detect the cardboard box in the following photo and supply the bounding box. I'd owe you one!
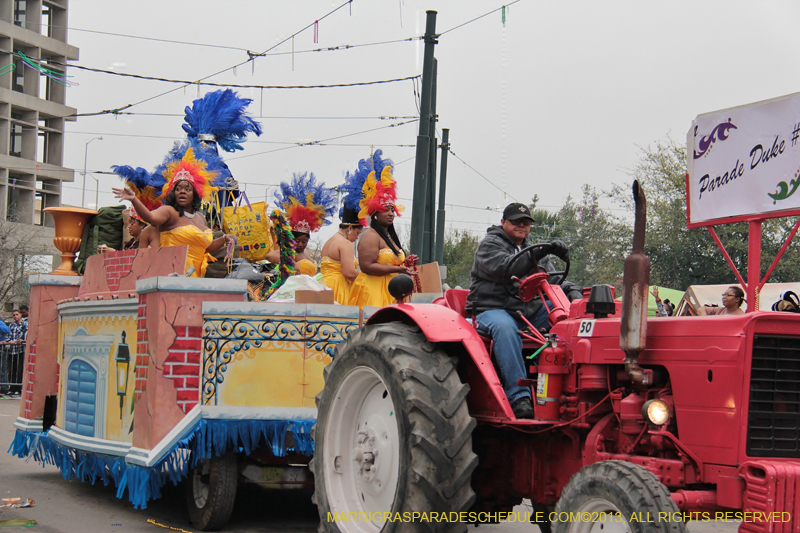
[417,262,443,294]
[295,289,335,304]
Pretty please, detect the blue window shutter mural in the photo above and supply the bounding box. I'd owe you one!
[62,327,114,439]
[65,359,97,437]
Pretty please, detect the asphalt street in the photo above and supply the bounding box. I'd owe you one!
[0,398,739,533]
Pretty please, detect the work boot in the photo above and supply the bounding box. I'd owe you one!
[511,396,534,419]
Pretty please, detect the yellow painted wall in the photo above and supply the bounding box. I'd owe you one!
[57,315,138,443]
[205,313,356,408]
[217,341,306,407]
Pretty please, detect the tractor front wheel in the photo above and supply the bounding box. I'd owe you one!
[311,323,477,533]
[552,460,687,533]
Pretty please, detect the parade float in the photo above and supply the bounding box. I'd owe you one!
[7,89,386,531]
[11,240,373,529]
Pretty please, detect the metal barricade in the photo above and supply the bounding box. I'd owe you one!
[0,342,24,395]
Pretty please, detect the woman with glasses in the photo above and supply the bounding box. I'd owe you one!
[697,286,745,315]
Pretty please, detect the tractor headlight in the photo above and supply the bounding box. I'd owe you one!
[642,399,670,426]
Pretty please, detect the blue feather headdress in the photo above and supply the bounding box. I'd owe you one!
[274,172,337,233]
[182,89,262,153]
[339,150,393,224]
[112,90,261,208]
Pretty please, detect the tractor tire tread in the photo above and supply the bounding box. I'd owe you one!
[186,454,238,531]
[553,460,686,533]
[313,322,476,533]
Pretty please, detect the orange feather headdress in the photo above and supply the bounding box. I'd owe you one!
[357,164,404,226]
[161,147,219,202]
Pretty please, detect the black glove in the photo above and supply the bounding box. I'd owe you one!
[549,240,570,262]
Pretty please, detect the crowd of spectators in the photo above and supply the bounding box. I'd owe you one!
[0,304,28,397]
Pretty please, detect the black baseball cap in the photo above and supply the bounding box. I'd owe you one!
[502,203,534,222]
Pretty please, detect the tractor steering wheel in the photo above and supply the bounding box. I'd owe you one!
[503,243,571,297]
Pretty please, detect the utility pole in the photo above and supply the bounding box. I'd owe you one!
[410,10,437,259]
[434,128,450,265]
[423,58,438,264]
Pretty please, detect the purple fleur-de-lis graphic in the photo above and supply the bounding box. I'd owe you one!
[693,119,737,159]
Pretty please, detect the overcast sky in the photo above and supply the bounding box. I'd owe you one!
[59,0,800,244]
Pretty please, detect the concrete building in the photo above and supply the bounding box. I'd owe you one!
[0,0,78,312]
[0,0,77,234]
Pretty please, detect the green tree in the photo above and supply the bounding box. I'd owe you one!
[557,185,628,289]
[609,137,800,291]
[528,208,562,242]
[441,229,481,289]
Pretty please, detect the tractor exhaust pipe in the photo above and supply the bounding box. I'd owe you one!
[620,180,652,386]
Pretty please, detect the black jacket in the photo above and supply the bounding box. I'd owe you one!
[466,226,551,318]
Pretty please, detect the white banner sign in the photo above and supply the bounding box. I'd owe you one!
[687,91,800,226]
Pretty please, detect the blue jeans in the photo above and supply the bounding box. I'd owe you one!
[476,306,550,405]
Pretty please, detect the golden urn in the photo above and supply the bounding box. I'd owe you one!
[43,206,97,275]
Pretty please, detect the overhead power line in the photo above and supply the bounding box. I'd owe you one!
[58,62,420,93]
[227,118,419,161]
[447,148,518,202]
[68,112,416,120]
[439,0,525,36]
[0,16,252,52]
[106,0,357,114]
[64,27,252,52]
[64,129,415,148]
[0,16,417,56]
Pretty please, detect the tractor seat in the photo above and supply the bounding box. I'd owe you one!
[443,289,543,347]
[444,289,469,318]
[443,289,495,339]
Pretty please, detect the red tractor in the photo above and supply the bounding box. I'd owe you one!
[311,182,800,533]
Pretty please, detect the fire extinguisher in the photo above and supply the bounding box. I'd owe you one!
[533,338,568,421]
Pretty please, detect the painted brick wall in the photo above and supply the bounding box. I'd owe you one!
[134,295,149,400]
[164,326,202,413]
[105,249,137,292]
[23,341,36,418]
[77,249,137,297]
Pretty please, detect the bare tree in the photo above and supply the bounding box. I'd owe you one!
[0,218,53,309]
[307,235,324,263]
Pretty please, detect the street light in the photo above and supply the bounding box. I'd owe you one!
[85,173,99,210]
[81,136,103,208]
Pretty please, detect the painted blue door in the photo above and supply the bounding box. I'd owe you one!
[65,359,97,437]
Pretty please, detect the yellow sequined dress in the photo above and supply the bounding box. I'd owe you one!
[296,258,317,277]
[320,257,358,305]
[160,225,213,278]
[349,249,405,308]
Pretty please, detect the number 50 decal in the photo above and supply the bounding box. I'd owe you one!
[577,319,596,337]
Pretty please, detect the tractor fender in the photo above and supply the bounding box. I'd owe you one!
[366,303,481,343]
[366,304,513,418]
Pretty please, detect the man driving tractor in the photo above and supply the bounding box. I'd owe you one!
[466,202,570,419]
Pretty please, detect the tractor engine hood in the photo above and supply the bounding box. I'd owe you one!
[620,180,652,385]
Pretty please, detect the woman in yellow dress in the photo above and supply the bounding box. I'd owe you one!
[266,172,337,279]
[113,148,232,277]
[266,231,315,275]
[348,150,416,308]
[320,211,362,305]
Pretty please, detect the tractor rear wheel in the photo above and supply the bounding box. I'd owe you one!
[186,453,238,531]
[311,322,478,533]
[552,460,686,533]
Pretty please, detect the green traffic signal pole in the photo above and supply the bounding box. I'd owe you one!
[434,128,450,265]
[410,10,438,259]
[423,58,438,264]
